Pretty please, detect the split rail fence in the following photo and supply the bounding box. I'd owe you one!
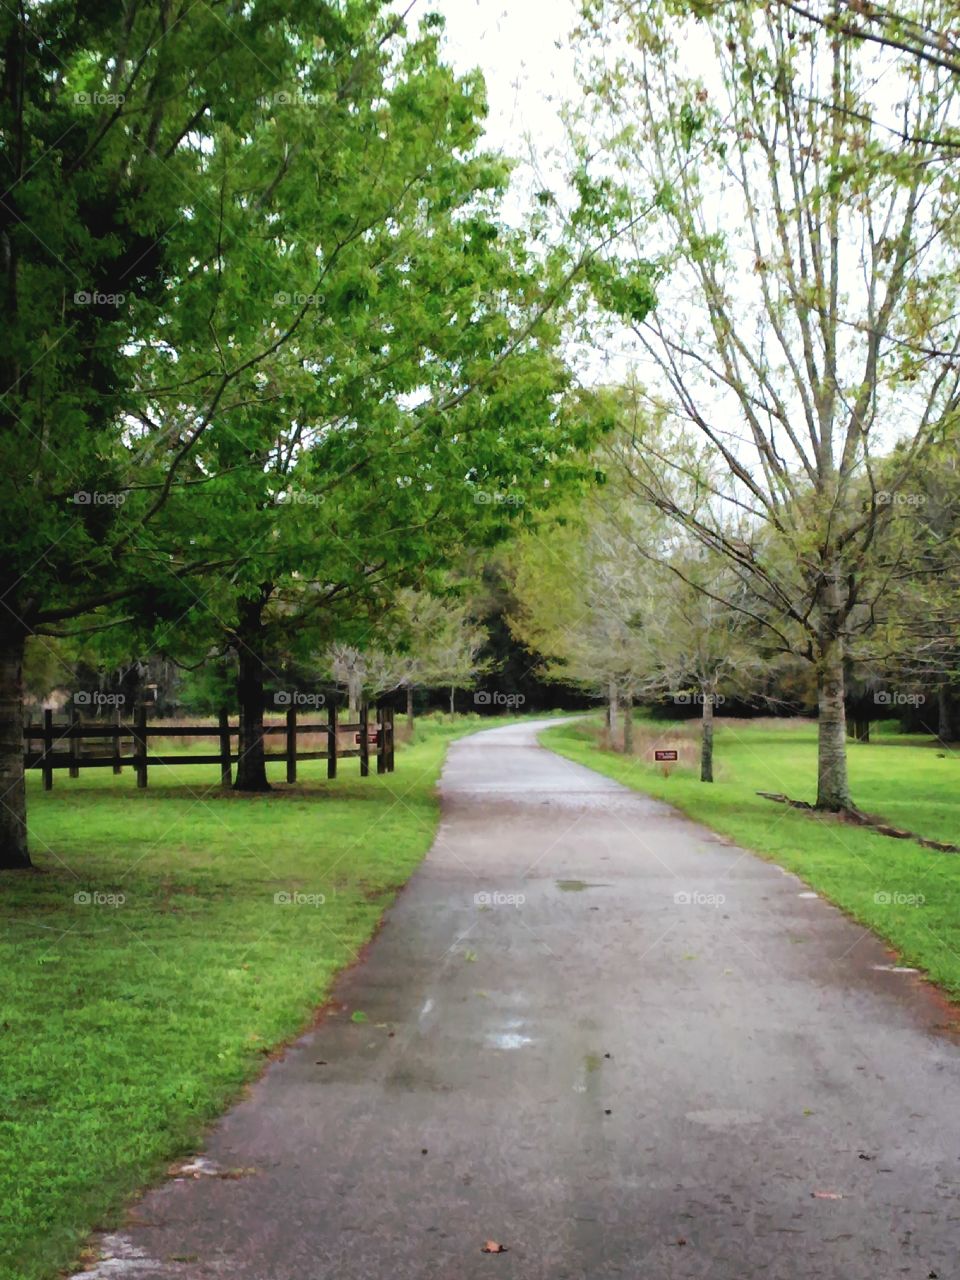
[23,704,395,790]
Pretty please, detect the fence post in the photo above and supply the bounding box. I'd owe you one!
[376,705,386,775]
[42,708,54,791]
[134,703,148,789]
[112,705,122,775]
[286,705,297,784]
[327,702,337,779]
[359,702,369,777]
[69,708,80,778]
[218,708,232,786]
[387,705,395,773]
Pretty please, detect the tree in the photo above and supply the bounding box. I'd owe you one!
[626,545,763,782]
[862,424,960,737]
[757,1,960,81]
[1,0,462,864]
[573,1,960,809]
[509,461,761,777]
[137,146,579,789]
[325,588,490,722]
[508,507,652,745]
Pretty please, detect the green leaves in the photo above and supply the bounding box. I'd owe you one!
[679,101,705,151]
[584,257,659,324]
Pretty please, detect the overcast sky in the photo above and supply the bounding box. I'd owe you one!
[426,0,637,383]
[429,0,579,159]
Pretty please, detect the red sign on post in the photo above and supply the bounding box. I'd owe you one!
[355,731,379,745]
[654,749,678,762]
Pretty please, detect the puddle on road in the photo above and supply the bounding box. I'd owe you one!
[555,880,611,892]
[489,1032,535,1050]
[486,1015,535,1051]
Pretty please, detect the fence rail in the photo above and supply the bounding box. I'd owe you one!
[23,703,395,790]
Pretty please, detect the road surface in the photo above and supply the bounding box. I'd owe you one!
[78,719,960,1279]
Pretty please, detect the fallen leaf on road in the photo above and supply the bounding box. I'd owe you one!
[481,1241,508,1253]
[811,1191,843,1199]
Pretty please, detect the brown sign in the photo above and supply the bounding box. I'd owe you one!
[654,749,678,762]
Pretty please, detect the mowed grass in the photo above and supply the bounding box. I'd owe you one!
[542,716,960,994]
[0,714,494,1280]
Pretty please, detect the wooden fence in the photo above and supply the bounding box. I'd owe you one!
[23,703,395,790]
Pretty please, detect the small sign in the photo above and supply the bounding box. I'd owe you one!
[355,731,379,745]
[654,749,678,762]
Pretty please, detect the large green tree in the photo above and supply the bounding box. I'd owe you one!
[132,127,582,790]
[0,1,589,862]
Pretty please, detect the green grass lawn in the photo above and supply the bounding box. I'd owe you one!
[542,716,960,994]
[0,713,497,1280]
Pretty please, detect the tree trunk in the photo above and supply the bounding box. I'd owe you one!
[816,630,851,811]
[622,691,634,754]
[406,685,415,734]
[0,626,30,868]
[847,717,870,743]
[938,682,958,743]
[607,680,618,743]
[449,685,455,715]
[233,597,271,792]
[700,690,714,783]
[347,671,361,715]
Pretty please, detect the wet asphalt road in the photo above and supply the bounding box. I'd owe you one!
[79,719,960,1280]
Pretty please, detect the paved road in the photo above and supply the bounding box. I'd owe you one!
[80,720,960,1280]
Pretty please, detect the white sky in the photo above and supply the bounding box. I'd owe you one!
[426,0,638,383]
[429,0,579,159]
